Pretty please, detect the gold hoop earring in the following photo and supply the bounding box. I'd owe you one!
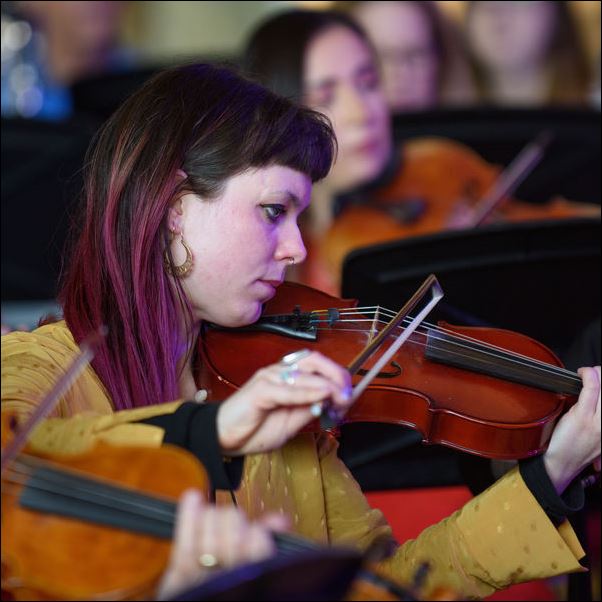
[164,233,193,278]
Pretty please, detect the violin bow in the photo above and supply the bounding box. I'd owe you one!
[320,274,443,428]
[1,326,107,475]
[470,130,553,227]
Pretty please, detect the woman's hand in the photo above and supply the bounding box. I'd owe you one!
[543,366,601,494]
[156,489,287,600]
[216,350,352,455]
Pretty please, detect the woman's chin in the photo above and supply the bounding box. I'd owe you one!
[221,303,263,328]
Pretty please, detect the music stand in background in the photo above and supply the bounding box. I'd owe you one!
[1,116,99,302]
[70,57,238,122]
[391,107,601,206]
[337,217,600,492]
[342,217,600,355]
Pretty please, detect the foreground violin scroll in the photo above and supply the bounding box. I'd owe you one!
[200,281,582,460]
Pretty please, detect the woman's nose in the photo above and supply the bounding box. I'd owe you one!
[340,85,372,125]
[280,224,307,265]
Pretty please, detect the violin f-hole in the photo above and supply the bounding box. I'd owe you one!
[357,361,402,380]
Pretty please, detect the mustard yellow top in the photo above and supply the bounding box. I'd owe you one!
[2,322,586,599]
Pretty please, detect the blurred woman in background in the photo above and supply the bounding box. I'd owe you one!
[464,0,592,107]
[334,1,477,112]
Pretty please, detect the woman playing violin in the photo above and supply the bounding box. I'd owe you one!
[243,9,600,296]
[1,62,600,600]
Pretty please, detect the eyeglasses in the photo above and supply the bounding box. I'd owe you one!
[379,47,437,69]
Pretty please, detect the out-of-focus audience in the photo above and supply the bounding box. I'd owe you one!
[464,0,592,107]
[1,1,599,303]
[1,1,134,120]
[333,1,477,112]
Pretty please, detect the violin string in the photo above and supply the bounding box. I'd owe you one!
[305,315,580,386]
[328,306,579,378]
[8,465,176,524]
[396,317,580,381]
[3,455,177,525]
[315,305,577,375]
[3,458,333,559]
[309,307,580,382]
[315,318,581,386]
[313,323,578,387]
[4,467,177,527]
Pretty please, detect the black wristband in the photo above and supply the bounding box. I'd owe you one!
[519,455,584,525]
[137,401,244,491]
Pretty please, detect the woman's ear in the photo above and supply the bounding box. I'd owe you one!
[167,197,185,234]
[167,170,189,233]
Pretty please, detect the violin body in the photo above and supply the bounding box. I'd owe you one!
[1,419,209,601]
[198,282,577,460]
[320,138,600,278]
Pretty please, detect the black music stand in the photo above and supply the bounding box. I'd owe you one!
[391,107,601,205]
[1,116,99,300]
[337,218,601,491]
[342,217,600,355]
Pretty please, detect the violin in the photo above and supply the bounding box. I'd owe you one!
[318,137,601,283]
[1,415,210,600]
[197,281,581,460]
[1,412,430,602]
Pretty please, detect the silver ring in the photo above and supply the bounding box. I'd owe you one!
[198,553,219,568]
[279,367,298,385]
[280,349,311,366]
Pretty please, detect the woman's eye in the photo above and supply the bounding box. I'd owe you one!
[357,71,380,92]
[262,204,287,222]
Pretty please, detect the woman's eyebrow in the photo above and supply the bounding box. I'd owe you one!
[262,191,305,209]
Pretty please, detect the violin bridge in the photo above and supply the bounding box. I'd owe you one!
[368,306,380,343]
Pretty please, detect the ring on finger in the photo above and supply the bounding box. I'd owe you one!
[198,553,220,568]
[279,367,298,385]
[280,349,311,367]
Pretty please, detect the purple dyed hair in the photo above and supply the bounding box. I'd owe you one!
[59,63,336,410]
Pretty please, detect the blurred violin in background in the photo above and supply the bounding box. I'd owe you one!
[318,134,601,285]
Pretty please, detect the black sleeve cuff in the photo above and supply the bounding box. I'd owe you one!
[519,455,584,525]
[137,401,244,491]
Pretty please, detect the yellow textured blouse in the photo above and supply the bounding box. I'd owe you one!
[1,322,586,599]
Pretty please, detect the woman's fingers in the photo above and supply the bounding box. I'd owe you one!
[157,489,208,600]
[259,352,352,408]
[169,489,206,572]
[217,351,354,453]
[241,522,277,563]
[290,350,351,392]
[575,366,601,417]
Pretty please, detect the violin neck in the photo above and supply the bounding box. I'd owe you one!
[425,330,581,395]
[19,461,176,539]
[17,460,344,558]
